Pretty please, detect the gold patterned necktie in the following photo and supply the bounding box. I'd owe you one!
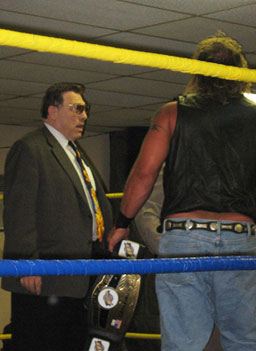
[69,141,104,242]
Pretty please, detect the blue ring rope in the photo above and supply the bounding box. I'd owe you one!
[0,256,256,277]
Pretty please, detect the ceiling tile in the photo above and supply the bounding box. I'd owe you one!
[0,94,18,101]
[0,60,116,84]
[0,0,188,31]
[90,105,121,113]
[135,69,191,85]
[247,53,256,68]
[85,88,165,108]
[0,46,31,58]
[87,77,184,98]
[206,4,256,27]
[97,32,196,56]
[121,0,255,15]
[0,10,115,41]
[9,52,154,75]
[0,106,41,125]
[0,79,48,95]
[0,96,42,109]
[137,102,164,112]
[133,17,256,52]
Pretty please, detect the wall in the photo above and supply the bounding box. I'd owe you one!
[0,124,110,348]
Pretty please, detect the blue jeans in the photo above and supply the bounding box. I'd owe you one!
[156,218,256,351]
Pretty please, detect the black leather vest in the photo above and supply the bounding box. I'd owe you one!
[161,94,256,221]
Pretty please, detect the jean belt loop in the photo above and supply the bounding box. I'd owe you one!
[247,223,251,236]
[186,219,191,234]
[163,218,168,233]
[217,220,221,235]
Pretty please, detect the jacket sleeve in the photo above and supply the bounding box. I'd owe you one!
[3,140,40,259]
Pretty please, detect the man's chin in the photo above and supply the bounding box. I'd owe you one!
[75,133,83,140]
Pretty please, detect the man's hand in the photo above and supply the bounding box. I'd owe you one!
[107,227,129,252]
[20,276,42,295]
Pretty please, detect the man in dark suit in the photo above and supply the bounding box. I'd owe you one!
[1,82,112,351]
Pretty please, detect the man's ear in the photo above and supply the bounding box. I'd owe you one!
[48,105,57,120]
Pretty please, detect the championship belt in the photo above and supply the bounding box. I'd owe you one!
[85,240,145,351]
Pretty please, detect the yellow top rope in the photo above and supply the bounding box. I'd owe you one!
[0,332,161,340]
[0,29,256,83]
[0,192,122,200]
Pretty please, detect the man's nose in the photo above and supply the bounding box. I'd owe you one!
[80,111,87,120]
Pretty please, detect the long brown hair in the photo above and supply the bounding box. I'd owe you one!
[185,31,251,104]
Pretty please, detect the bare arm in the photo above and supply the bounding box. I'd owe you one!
[108,102,177,251]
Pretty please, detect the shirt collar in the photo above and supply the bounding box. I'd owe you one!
[44,122,69,149]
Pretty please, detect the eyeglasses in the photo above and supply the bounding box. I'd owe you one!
[66,103,87,115]
[53,102,90,116]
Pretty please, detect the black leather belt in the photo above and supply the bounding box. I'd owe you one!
[164,219,256,235]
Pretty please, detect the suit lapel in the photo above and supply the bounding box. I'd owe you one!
[41,126,112,236]
[42,126,88,204]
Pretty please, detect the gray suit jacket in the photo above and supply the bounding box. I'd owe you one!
[2,126,112,298]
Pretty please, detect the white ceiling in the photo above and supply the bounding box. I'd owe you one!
[0,0,255,134]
